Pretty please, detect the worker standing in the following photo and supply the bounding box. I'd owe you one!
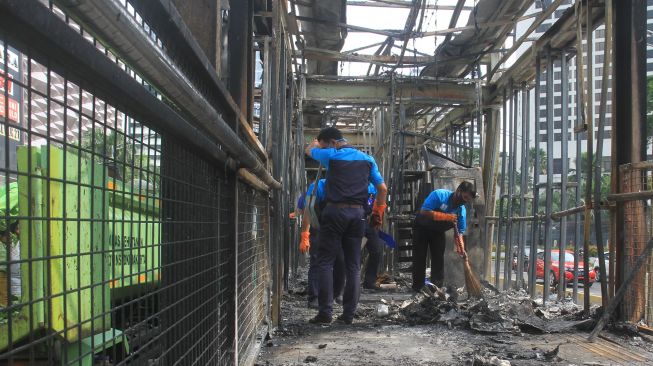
[305,127,387,324]
[299,178,345,309]
[412,181,475,292]
[362,183,383,290]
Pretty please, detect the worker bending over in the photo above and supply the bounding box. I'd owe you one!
[305,127,387,324]
[412,181,475,292]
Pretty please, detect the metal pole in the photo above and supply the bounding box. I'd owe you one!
[270,0,283,325]
[593,0,613,309]
[504,86,517,290]
[573,53,582,303]
[559,50,570,300]
[495,90,508,288]
[582,7,595,313]
[517,86,529,289]
[262,37,272,150]
[477,64,484,168]
[483,109,500,280]
[227,0,251,113]
[468,122,473,166]
[529,55,542,298]
[542,48,555,304]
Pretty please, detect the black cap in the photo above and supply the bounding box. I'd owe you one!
[457,181,477,197]
[316,127,345,142]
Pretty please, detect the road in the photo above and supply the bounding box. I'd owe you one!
[490,260,604,304]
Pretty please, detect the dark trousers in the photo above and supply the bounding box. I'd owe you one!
[316,205,365,320]
[412,214,454,290]
[307,228,345,302]
[363,223,382,287]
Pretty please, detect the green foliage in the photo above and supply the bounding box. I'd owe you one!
[80,130,160,190]
[462,148,481,166]
[528,147,547,175]
[588,246,598,257]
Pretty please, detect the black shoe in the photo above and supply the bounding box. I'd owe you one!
[308,314,332,324]
[334,296,343,305]
[336,315,353,325]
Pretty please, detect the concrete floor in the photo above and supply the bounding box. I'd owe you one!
[256,272,653,366]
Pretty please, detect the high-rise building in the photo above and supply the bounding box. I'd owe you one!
[526,0,615,182]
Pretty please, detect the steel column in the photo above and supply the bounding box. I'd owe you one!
[495,90,507,287]
[582,7,595,313]
[594,0,613,307]
[559,51,569,300]
[613,0,648,321]
[529,55,542,298]
[573,52,583,303]
[483,109,500,280]
[504,87,517,290]
[543,48,555,304]
[228,0,252,114]
[517,86,529,289]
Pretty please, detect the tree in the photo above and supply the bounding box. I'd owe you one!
[567,152,611,204]
[528,147,547,175]
[80,130,160,191]
[462,148,480,166]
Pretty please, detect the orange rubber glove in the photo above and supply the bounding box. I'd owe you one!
[429,211,457,223]
[370,204,387,229]
[299,231,310,254]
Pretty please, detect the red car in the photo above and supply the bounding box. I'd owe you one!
[535,250,595,287]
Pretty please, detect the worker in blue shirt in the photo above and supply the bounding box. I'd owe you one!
[299,178,345,309]
[362,183,383,290]
[412,181,476,291]
[305,127,387,325]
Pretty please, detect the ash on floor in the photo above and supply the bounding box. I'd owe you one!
[256,271,653,366]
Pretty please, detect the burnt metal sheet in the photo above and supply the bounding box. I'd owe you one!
[422,146,471,170]
[297,0,347,75]
[422,0,531,78]
[304,79,479,106]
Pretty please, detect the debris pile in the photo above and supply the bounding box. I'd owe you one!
[390,285,596,335]
[458,343,562,366]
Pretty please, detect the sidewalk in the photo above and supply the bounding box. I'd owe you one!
[489,276,603,306]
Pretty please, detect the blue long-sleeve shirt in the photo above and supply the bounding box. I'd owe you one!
[420,189,467,234]
[306,179,326,202]
[310,146,384,205]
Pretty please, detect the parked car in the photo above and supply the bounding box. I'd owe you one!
[511,248,542,272]
[535,250,595,287]
[591,252,610,282]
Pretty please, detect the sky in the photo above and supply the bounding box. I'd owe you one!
[337,0,540,77]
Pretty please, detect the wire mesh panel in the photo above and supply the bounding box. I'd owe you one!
[620,162,653,325]
[0,37,167,364]
[159,141,235,365]
[236,183,269,363]
[0,6,239,366]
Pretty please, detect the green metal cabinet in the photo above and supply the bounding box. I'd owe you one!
[0,145,163,363]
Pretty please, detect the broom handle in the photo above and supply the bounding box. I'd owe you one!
[453,224,467,260]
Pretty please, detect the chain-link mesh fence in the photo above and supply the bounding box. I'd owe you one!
[0,0,283,364]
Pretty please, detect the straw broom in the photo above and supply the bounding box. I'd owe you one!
[454,226,483,298]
